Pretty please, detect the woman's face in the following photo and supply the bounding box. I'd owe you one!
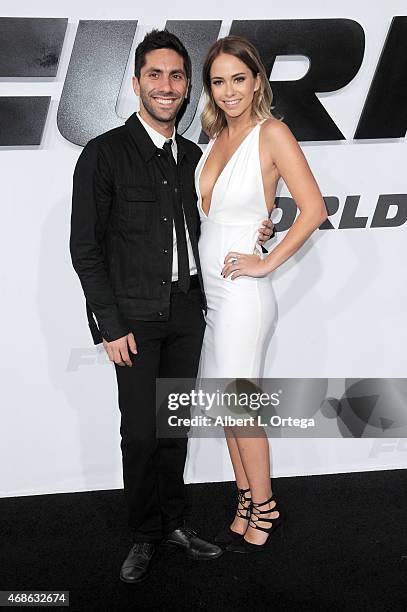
[209,52,260,120]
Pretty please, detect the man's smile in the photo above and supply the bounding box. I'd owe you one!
[152,96,179,107]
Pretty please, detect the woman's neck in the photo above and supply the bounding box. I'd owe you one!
[223,107,256,139]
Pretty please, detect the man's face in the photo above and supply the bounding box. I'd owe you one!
[133,48,189,125]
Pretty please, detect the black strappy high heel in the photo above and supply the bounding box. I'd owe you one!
[214,487,252,545]
[226,493,284,553]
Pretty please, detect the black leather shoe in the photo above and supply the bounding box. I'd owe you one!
[120,542,157,584]
[164,526,223,560]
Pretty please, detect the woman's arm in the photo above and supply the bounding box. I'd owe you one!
[260,118,327,273]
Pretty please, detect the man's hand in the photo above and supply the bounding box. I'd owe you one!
[257,214,276,246]
[103,332,137,367]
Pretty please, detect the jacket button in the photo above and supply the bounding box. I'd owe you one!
[157,311,164,316]
[174,187,178,193]
[161,216,168,222]
[157,152,161,157]
[160,280,167,285]
[162,248,169,254]
[162,179,168,185]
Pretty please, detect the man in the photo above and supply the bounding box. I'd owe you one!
[70,29,274,583]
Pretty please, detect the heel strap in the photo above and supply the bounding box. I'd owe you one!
[236,487,252,520]
[238,487,251,500]
[249,494,280,533]
[251,493,276,509]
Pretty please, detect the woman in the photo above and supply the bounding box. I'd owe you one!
[195,36,327,553]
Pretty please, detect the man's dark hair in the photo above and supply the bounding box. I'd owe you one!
[134,29,192,81]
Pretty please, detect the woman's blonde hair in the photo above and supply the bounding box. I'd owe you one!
[201,35,275,138]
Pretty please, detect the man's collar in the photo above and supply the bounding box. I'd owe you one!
[136,111,175,147]
[125,113,158,161]
[125,112,187,163]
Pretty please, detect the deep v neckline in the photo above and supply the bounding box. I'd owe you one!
[198,123,259,218]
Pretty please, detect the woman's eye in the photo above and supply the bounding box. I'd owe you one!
[212,80,222,86]
[235,76,245,82]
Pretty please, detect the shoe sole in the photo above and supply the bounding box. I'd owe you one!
[119,573,150,584]
[187,549,224,560]
[163,541,224,560]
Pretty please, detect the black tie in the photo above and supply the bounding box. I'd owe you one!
[162,139,190,293]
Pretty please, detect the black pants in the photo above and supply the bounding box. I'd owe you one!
[114,282,205,542]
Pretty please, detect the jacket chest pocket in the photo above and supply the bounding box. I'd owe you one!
[118,185,156,235]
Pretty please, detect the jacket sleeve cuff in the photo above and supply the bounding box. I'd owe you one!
[86,301,130,345]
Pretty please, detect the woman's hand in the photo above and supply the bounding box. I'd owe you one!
[222,252,269,280]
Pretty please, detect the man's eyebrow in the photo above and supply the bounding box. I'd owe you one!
[145,67,186,75]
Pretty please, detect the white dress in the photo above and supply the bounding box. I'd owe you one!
[195,122,278,381]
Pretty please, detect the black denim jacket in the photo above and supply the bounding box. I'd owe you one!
[70,113,205,345]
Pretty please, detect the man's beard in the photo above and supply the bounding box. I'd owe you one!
[139,90,183,124]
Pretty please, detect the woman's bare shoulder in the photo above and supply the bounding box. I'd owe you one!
[261,117,295,141]
[260,117,299,161]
